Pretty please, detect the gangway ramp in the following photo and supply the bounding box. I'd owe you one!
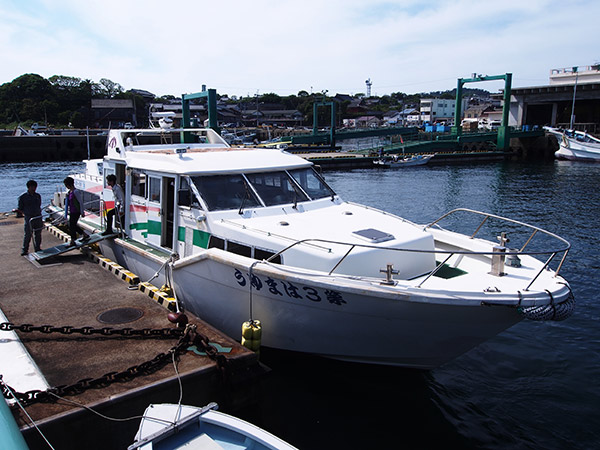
[31,232,117,261]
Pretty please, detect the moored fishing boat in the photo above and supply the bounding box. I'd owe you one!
[129,403,297,450]
[47,125,574,369]
[373,153,433,167]
[544,126,600,161]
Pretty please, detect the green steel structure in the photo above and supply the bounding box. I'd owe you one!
[312,100,337,146]
[181,88,219,143]
[453,73,512,150]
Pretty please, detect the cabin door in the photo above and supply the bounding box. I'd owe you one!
[145,175,162,248]
[161,177,175,249]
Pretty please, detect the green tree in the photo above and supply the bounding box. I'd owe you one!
[260,92,282,104]
[0,74,56,124]
[97,78,123,98]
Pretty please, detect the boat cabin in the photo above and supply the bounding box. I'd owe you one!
[92,128,436,280]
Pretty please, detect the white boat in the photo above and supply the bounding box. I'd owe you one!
[543,67,600,162]
[373,153,433,167]
[544,127,600,161]
[48,126,574,369]
[129,403,297,450]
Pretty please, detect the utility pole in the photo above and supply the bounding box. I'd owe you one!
[569,67,579,130]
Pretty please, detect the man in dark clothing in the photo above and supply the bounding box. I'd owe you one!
[63,176,89,246]
[17,179,42,255]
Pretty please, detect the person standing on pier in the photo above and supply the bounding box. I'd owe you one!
[103,174,124,235]
[17,179,42,255]
[63,176,89,246]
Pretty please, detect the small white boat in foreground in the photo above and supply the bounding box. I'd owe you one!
[129,403,297,450]
[48,126,574,369]
[373,153,433,168]
[544,126,600,161]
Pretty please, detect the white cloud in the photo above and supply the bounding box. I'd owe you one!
[1,0,599,97]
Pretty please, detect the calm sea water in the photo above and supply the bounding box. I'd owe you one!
[1,160,599,449]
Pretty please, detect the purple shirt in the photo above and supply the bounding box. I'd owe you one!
[68,191,80,214]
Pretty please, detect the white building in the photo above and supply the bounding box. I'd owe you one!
[549,65,600,86]
[419,98,468,125]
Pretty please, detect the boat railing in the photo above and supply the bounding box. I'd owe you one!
[260,208,570,291]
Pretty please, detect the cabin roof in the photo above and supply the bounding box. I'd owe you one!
[121,146,311,175]
[105,127,312,175]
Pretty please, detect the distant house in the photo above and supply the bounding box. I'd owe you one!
[406,110,421,126]
[346,99,367,115]
[480,108,503,123]
[356,115,380,128]
[128,89,156,102]
[334,94,354,103]
[91,99,136,128]
[383,110,401,126]
[384,108,420,126]
[260,110,304,127]
[241,109,264,127]
[464,105,493,120]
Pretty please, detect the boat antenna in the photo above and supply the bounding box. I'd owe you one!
[569,67,579,130]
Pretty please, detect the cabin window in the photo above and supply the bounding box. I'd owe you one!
[191,175,261,211]
[208,236,225,250]
[246,171,308,206]
[179,177,200,207]
[288,167,335,200]
[228,241,252,258]
[148,177,161,203]
[254,248,282,264]
[131,171,146,198]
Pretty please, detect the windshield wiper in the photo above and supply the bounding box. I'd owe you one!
[239,179,252,215]
[288,179,304,209]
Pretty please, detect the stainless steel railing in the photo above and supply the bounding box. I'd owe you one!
[259,208,570,291]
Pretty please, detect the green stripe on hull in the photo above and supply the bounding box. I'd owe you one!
[147,220,161,236]
[193,229,210,248]
[177,226,210,249]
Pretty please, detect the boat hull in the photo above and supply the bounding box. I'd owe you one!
[131,403,297,450]
[99,239,527,369]
[555,144,600,161]
[374,154,433,168]
[554,133,600,161]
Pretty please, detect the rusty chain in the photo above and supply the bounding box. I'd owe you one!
[0,321,231,406]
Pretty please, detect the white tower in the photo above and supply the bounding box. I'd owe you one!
[365,78,372,97]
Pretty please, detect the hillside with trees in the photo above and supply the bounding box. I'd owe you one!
[0,73,491,129]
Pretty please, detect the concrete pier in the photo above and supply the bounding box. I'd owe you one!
[0,216,264,449]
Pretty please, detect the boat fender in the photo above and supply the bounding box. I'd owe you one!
[241,320,262,352]
[519,292,575,321]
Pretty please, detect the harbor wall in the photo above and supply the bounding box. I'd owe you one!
[509,135,558,160]
[0,133,558,163]
[0,135,106,162]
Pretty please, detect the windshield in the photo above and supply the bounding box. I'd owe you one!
[288,167,335,200]
[245,171,308,206]
[192,174,261,211]
[191,168,336,211]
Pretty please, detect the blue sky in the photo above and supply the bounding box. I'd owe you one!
[1,0,598,97]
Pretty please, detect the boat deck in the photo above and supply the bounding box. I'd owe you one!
[0,216,263,450]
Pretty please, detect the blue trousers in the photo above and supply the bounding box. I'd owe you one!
[23,216,42,253]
